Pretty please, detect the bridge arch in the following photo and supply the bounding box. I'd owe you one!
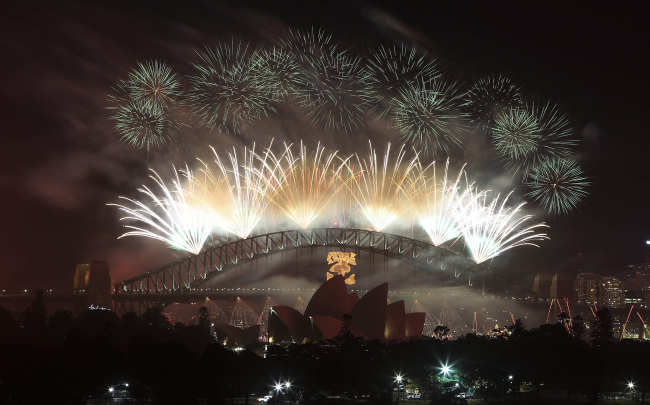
[114,228,477,296]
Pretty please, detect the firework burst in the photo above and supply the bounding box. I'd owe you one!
[188,41,277,134]
[266,142,346,229]
[368,43,441,91]
[109,99,179,151]
[346,142,419,232]
[464,74,525,133]
[191,144,274,239]
[124,60,184,109]
[532,102,577,164]
[457,190,548,264]
[491,107,539,164]
[251,46,302,101]
[412,160,468,246]
[524,158,589,215]
[110,168,212,255]
[296,50,378,132]
[390,79,469,155]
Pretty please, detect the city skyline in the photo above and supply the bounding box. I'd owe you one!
[1,0,649,293]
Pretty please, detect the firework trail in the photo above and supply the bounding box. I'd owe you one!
[297,50,378,132]
[369,44,441,90]
[110,168,212,255]
[464,74,525,133]
[123,60,184,109]
[457,190,549,264]
[412,159,468,246]
[107,61,185,151]
[109,99,179,151]
[346,142,420,232]
[524,158,589,215]
[278,27,337,65]
[492,103,578,174]
[531,102,577,163]
[188,41,277,134]
[265,141,347,229]
[491,107,539,164]
[191,144,274,239]
[252,46,302,101]
[390,78,469,155]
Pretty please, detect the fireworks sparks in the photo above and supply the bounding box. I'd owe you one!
[110,99,178,151]
[464,74,525,133]
[192,144,274,239]
[346,142,419,232]
[390,79,469,154]
[188,41,277,134]
[124,60,184,109]
[110,168,212,255]
[111,141,551,266]
[297,50,378,132]
[265,142,346,229]
[413,160,468,246]
[369,43,441,92]
[492,107,539,165]
[457,190,549,264]
[524,158,589,215]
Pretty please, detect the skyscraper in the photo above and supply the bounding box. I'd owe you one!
[574,273,601,305]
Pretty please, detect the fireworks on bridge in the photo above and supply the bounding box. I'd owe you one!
[191,144,273,239]
[110,168,212,255]
[457,190,549,264]
[412,159,468,246]
[346,142,420,232]
[265,142,346,229]
[110,139,550,271]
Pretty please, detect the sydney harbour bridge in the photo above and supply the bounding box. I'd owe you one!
[111,227,481,315]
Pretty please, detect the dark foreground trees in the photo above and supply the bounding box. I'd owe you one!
[1,304,649,404]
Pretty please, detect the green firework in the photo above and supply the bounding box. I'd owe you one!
[296,49,378,132]
[188,41,278,134]
[368,43,441,91]
[390,79,469,155]
[525,158,589,215]
[110,99,178,151]
[464,74,525,132]
[124,60,184,109]
[251,46,302,101]
[492,107,539,163]
[532,102,577,163]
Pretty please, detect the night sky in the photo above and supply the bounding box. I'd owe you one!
[1,0,648,293]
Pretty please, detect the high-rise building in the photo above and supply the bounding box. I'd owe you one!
[574,273,601,305]
[600,277,625,308]
[550,274,574,303]
[533,274,553,301]
[73,261,112,310]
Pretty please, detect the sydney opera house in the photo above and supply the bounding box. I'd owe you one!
[216,275,425,345]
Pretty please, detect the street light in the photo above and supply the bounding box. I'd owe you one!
[395,374,404,403]
[441,364,451,377]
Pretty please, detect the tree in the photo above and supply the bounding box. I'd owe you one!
[433,325,450,341]
[197,306,211,330]
[590,307,614,345]
[571,315,586,339]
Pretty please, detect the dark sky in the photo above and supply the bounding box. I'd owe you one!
[1,0,648,293]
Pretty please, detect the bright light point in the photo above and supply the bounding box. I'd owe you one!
[628,382,635,389]
[108,387,114,393]
[395,375,403,383]
[285,382,291,388]
[275,384,283,391]
[509,375,513,380]
[442,365,450,375]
